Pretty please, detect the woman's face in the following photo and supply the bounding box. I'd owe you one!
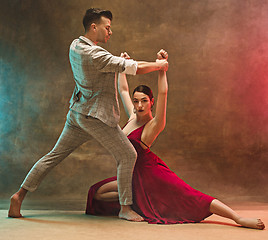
[133,91,153,116]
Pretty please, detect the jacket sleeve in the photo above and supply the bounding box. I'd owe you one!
[90,46,137,74]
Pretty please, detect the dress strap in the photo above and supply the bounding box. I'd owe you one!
[122,118,135,130]
[140,140,150,149]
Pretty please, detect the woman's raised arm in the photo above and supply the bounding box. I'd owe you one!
[140,69,168,146]
[154,69,168,131]
[117,73,134,119]
[152,49,169,133]
[141,50,168,146]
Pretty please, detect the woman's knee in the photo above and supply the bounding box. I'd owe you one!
[94,192,102,200]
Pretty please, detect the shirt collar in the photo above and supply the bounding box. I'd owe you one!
[79,36,96,46]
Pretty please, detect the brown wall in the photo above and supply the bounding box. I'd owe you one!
[0,0,268,202]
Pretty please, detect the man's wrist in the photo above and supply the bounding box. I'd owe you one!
[155,61,161,71]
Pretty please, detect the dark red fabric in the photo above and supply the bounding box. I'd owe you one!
[86,125,215,224]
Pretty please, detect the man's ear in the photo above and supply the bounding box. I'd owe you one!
[91,23,97,31]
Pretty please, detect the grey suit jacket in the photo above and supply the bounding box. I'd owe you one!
[69,36,137,127]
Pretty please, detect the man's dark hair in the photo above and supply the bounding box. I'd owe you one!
[83,8,113,32]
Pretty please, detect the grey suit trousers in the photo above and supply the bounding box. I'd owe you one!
[21,109,137,205]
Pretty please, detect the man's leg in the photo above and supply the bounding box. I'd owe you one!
[75,112,143,221]
[8,110,90,217]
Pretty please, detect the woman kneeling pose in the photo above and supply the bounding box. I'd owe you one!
[86,50,264,229]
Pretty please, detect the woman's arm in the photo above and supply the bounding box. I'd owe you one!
[141,50,168,146]
[154,70,168,131]
[117,73,134,119]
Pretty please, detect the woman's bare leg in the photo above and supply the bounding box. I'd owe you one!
[8,187,28,218]
[94,180,119,202]
[93,180,143,221]
[209,199,265,230]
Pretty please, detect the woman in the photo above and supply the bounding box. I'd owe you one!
[86,50,265,229]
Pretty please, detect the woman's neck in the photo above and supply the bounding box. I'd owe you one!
[136,113,153,125]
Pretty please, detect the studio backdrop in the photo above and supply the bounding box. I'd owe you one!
[0,0,268,203]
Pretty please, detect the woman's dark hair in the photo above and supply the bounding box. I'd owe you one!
[83,8,113,32]
[132,85,154,101]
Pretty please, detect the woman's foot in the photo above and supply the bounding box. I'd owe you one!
[236,217,265,230]
[8,193,23,218]
[119,205,144,222]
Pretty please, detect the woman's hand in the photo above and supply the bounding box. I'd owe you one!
[156,59,169,72]
[156,49,168,72]
[157,49,168,60]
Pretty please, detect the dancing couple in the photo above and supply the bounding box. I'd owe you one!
[8,8,264,230]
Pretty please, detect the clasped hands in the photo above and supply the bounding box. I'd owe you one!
[156,49,168,72]
[120,49,169,72]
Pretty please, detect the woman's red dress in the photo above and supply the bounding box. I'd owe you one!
[86,125,214,224]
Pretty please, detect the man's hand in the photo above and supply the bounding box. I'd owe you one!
[157,49,168,60]
[156,59,169,72]
[120,52,131,59]
[135,49,168,74]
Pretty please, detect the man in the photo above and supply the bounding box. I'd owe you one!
[8,8,168,221]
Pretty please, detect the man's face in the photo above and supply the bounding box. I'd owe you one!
[95,16,112,43]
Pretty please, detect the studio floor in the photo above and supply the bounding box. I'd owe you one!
[0,200,267,240]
